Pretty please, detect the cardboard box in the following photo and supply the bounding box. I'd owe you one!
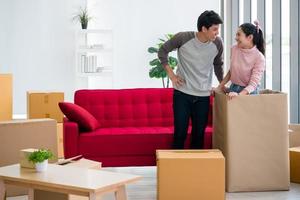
[0,74,12,121]
[0,119,57,197]
[57,123,64,158]
[20,148,37,169]
[27,91,64,122]
[213,90,290,192]
[289,124,300,148]
[157,150,225,200]
[290,147,300,183]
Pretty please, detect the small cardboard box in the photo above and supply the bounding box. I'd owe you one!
[289,124,300,148]
[157,149,225,200]
[27,91,64,122]
[0,74,12,121]
[290,147,300,183]
[20,148,37,168]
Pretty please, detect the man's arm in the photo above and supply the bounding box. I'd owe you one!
[213,37,224,83]
[158,32,183,67]
[158,32,194,87]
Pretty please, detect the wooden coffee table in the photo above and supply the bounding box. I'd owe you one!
[0,164,141,200]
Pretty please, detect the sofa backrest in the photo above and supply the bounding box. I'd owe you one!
[75,88,174,127]
[75,88,213,128]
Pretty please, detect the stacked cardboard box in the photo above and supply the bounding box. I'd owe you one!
[57,123,64,158]
[0,74,12,121]
[290,147,300,183]
[157,150,225,200]
[27,91,64,122]
[289,124,300,148]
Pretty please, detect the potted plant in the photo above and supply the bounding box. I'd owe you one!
[147,34,178,88]
[28,149,54,172]
[73,7,92,29]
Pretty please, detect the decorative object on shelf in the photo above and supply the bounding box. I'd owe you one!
[147,34,178,88]
[73,7,92,29]
[28,149,54,172]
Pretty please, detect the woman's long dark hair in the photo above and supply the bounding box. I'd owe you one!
[240,22,265,56]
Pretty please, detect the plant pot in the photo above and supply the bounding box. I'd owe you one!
[35,160,48,172]
[81,22,88,29]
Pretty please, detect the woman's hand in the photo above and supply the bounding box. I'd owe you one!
[227,92,239,100]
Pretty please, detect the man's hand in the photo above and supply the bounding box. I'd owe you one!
[212,85,228,96]
[227,92,239,100]
[211,87,222,96]
[170,75,185,88]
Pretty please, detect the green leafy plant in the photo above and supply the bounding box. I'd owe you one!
[28,149,54,164]
[73,7,92,29]
[148,34,178,88]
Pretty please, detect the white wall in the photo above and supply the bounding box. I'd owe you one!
[87,0,220,89]
[0,0,86,115]
[0,0,220,115]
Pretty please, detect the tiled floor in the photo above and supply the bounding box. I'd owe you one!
[7,166,300,200]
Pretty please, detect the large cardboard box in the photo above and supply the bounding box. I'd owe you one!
[290,147,300,183]
[289,124,300,148]
[157,150,225,200]
[0,74,12,121]
[27,91,64,122]
[213,90,289,192]
[0,119,57,197]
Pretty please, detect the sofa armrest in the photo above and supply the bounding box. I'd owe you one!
[63,119,80,158]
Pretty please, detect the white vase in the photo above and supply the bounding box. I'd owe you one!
[35,160,48,172]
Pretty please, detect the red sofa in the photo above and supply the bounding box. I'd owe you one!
[63,88,213,167]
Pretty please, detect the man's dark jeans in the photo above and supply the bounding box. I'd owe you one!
[172,89,210,149]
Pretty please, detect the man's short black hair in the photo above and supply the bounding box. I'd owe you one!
[197,10,223,31]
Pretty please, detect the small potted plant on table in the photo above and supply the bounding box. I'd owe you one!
[28,149,54,172]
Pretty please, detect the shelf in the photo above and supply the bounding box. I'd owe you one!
[78,29,113,34]
[77,48,113,53]
[77,69,113,77]
[75,29,113,81]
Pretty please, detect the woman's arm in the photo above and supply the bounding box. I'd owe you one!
[217,70,231,92]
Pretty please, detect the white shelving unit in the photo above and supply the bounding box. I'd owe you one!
[75,29,113,76]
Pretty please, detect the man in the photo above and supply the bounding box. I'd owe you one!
[158,10,224,149]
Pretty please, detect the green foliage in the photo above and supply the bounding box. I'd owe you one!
[28,149,54,164]
[73,7,92,29]
[148,34,178,88]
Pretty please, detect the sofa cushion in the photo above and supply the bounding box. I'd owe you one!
[77,126,213,157]
[59,102,100,131]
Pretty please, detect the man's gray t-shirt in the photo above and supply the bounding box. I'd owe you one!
[158,31,224,96]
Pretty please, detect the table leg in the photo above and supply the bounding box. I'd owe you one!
[89,192,96,200]
[28,188,34,200]
[0,180,5,200]
[115,185,127,200]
